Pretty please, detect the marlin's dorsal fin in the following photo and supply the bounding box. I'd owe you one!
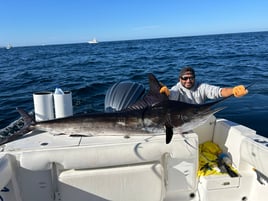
[126,73,169,110]
[146,73,169,104]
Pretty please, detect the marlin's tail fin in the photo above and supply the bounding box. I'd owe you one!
[16,107,35,127]
[0,108,34,145]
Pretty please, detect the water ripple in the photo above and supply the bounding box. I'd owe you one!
[1,31,268,135]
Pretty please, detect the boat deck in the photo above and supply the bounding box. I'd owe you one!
[1,117,268,201]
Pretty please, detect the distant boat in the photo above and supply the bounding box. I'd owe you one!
[6,44,12,49]
[88,38,98,44]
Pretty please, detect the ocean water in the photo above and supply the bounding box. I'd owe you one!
[1,31,268,137]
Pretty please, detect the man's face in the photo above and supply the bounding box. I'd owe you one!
[180,71,195,89]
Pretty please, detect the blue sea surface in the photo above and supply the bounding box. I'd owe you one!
[1,32,268,136]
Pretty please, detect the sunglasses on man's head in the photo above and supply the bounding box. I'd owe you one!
[180,76,195,81]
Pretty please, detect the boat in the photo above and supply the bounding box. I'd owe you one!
[88,38,98,44]
[6,44,12,50]
[0,81,267,201]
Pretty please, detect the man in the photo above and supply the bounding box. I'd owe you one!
[160,66,248,104]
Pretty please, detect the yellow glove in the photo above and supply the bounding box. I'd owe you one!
[233,85,248,97]
[160,86,170,96]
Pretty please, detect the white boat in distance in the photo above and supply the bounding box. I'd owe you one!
[6,44,12,49]
[88,38,98,44]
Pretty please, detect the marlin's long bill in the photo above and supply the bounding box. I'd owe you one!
[1,73,226,145]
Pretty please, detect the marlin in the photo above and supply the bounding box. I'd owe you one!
[0,73,225,145]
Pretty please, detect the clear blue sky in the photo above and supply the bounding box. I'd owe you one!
[1,0,268,47]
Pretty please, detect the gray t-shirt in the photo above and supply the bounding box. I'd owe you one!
[169,81,222,104]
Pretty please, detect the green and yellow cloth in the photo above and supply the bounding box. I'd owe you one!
[198,141,238,177]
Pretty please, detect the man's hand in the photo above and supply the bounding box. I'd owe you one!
[233,85,248,97]
[160,86,170,96]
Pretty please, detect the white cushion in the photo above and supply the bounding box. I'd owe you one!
[58,163,164,201]
[20,134,198,171]
[0,154,12,189]
[240,136,268,175]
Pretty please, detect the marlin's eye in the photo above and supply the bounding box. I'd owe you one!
[193,109,199,114]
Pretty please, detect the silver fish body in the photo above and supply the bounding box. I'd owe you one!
[1,73,226,145]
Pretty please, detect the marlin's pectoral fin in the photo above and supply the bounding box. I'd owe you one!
[165,123,173,144]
